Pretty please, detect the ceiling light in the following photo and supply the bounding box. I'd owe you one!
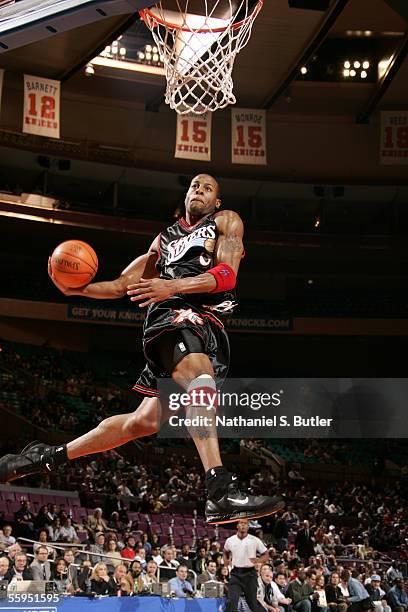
[85,63,95,76]
[146,53,152,60]
[146,44,152,52]
[343,69,350,77]
[354,61,361,68]
[153,53,159,62]
[361,71,367,79]
[362,61,370,69]
[378,57,392,79]
[119,47,126,56]
[350,69,356,77]
[344,61,350,68]
[138,51,145,60]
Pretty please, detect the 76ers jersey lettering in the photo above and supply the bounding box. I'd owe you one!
[166,225,216,264]
[157,215,238,314]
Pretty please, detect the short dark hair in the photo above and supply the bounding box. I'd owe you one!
[177,564,189,572]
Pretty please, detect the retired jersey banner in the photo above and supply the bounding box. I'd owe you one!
[175,111,212,161]
[380,111,408,165]
[231,108,267,165]
[23,74,60,139]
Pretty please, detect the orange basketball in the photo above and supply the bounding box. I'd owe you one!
[50,240,98,288]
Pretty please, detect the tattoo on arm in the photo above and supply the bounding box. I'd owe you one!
[223,234,243,253]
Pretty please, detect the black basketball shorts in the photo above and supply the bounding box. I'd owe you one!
[132,297,230,398]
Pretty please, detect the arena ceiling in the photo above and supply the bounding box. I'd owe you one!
[0,0,407,121]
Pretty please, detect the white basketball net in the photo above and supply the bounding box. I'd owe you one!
[140,0,263,114]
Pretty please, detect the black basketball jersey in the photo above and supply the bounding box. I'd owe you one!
[156,214,238,314]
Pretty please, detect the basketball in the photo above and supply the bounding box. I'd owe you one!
[50,240,98,288]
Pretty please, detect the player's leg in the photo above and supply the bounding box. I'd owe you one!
[0,397,169,482]
[158,332,284,524]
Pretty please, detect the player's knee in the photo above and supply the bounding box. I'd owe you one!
[171,354,213,388]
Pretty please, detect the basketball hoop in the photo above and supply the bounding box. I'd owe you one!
[140,0,263,114]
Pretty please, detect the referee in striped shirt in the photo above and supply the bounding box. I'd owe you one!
[223,519,270,611]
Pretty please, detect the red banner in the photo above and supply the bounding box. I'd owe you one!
[175,112,212,161]
[380,111,408,165]
[23,75,61,139]
[231,108,267,165]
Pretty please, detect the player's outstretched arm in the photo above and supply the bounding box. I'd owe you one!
[48,236,159,299]
[127,210,244,306]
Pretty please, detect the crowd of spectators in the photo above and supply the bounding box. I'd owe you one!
[0,340,129,433]
[1,506,407,607]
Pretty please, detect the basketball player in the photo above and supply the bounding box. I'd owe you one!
[0,174,283,524]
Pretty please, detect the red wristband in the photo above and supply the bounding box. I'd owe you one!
[208,263,236,293]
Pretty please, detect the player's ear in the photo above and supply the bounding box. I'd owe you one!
[215,198,221,209]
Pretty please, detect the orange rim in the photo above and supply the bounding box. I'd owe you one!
[139,0,263,34]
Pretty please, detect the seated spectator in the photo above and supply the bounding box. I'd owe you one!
[326,571,348,612]
[339,572,351,599]
[160,547,179,580]
[258,564,279,612]
[125,560,144,594]
[89,532,106,565]
[213,552,224,568]
[177,544,193,570]
[193,546,208,575]
[63,549,79,591]
[366,575,391,612]
[169,565,194,598]
[49,518,62,542]
[386,578,408,612]
[386,564,403,586]
[58,518,79,543]
[141,533,152,555]
[14,500,35,538]
[108,564,131,595]
[198,560,218,589]
[121,535,137,562]
[90,562,116,596]
[315,574,330,612]
[34,505,53,533]
[33,529,56,559]
[272,572,293,611]
[135,547,147,569]
[107,511,126,534]
[77,560,93,593]
[150,545,163,566]
[340,570,371,612]
[0,556,10,580]
[287,569,320,612]
[105,538,122,572]
[5,551,34,581]
[217,566,230,596]
[87,508,108,535]
[4,543,22,565]
[30,545,52,581]
[0,525,15,550]
[53,558,73,594]
[141,560,158,588]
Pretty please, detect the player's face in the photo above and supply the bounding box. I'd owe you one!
[185,174,220,218]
